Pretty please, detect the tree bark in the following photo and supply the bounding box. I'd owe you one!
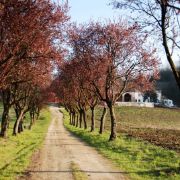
[108,104,117,141]
[76,114,79,127]
[72,112,76,126]
[79,110,83,128]
[18,118,24,133]
[13,110,24,136]
[161,4,180,90]
[69,112,72,125]
[0,104,10,138]
[29,111,35,130]
[99,107,107,134]
[90,106,95,132]
[82,109,87,129]
[14,107,19,119]
[0,90,11,138]
[18,121,23,133]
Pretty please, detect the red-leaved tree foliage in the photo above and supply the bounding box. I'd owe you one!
[0,0,68,88]
[54,20,159,141]
[0,0,69,137]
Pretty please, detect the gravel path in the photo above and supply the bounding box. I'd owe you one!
[22,107,126,180]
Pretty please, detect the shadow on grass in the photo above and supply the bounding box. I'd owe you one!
[0,143,37,173]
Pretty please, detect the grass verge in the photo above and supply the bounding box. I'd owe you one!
[62,109,180,180]
[70,161,88,180]
[0,107,51,180]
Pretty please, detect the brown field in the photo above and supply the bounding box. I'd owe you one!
[86,106,180,152]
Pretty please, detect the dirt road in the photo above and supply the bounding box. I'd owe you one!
[23,107,125,180]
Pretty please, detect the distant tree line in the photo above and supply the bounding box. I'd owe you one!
[157,67,180,106]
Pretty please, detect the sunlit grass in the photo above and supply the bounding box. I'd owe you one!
[62,109,180,180]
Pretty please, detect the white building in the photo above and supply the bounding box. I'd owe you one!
[116,90,162,108]
[119,90,161,103]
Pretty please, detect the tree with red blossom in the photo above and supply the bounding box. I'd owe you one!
[0,0,68,137]
[67,21,159,140]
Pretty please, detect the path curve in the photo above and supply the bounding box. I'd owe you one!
[23,107,126,180]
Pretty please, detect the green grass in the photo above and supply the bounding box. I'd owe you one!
[62,109,180,180]
[70,161,88,180]
[0,107,51,180]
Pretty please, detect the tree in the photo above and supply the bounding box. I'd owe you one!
[112,0,180,90]
[0,0,68,137]
[56,60,90,129]
[67,21,159,140]
[1,57,53,136]
[93,21,159,140]
[0,0,68,88]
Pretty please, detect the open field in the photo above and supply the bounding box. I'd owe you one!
[86,106,180,152]
[0,105,51,179]
[63,109,180,180]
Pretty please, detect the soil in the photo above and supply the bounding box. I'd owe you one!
[20,107,126,180]
[119,127,180,153]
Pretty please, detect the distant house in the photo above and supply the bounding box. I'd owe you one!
[120,91,144,103]
[118,90,161,103]
[116,90,162,108]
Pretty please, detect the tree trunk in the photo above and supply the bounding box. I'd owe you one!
[69,113,72,125]
[18,119,24,133]
[29,111,35,129]
[99,107,107,134]
[0,105,10,138]
[90,106,95,132]
[161,4,180,90]
[108,104,117,141]
[82,110,87,129]
[18,113,25,133]
[36,107,40,119]
[72,112,76,126]
[0,90,11,138]
[79,110,83,128]
[14,107,19,119]
[13,111,24,136]
[76,114,79,127]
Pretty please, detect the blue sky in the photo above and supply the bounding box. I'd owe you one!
[53,0,174,68]
[67,0,119,23]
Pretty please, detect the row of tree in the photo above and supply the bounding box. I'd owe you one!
[53,21,159,141]
[0,0,68,137]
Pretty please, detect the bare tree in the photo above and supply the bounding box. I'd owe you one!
[112,0,180,89]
